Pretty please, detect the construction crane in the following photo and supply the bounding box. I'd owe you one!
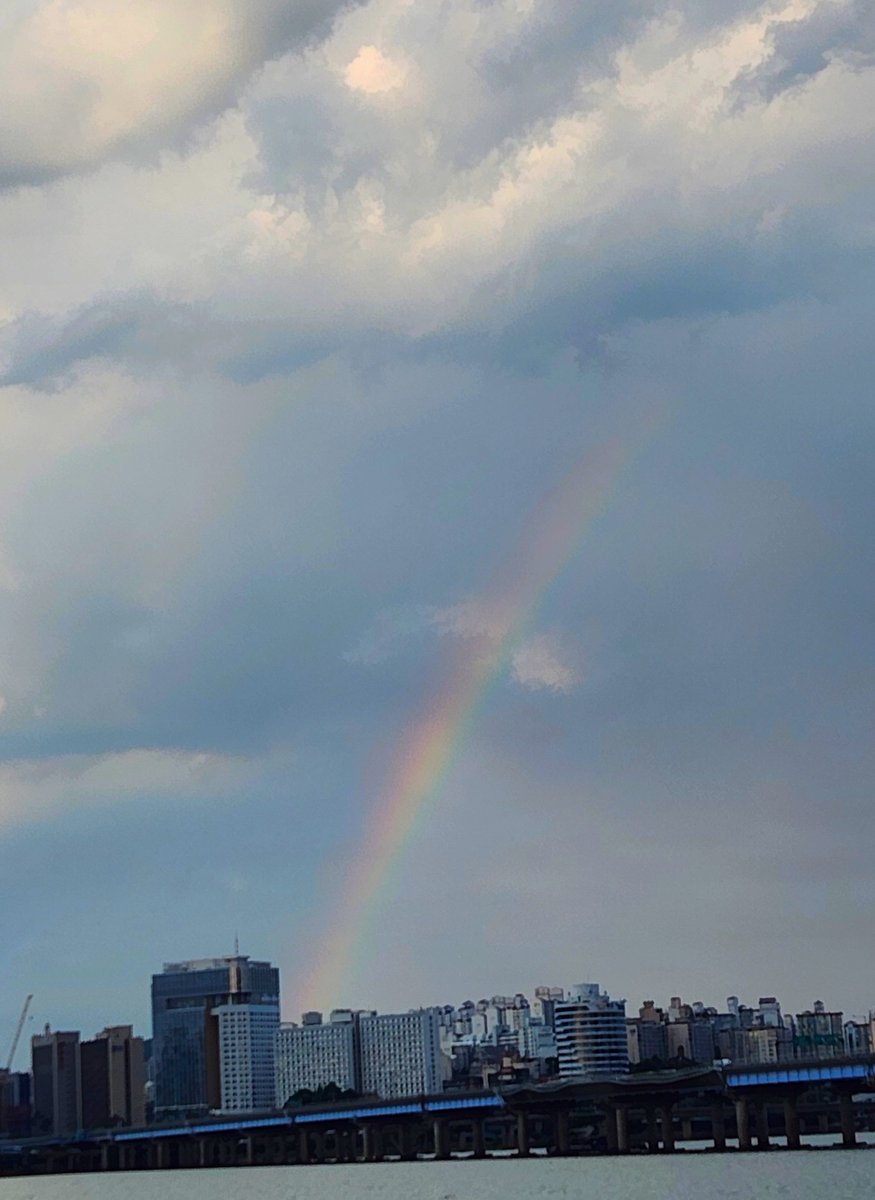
[5,994,33,1073]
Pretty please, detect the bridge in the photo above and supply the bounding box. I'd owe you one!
[2,1057,874,1174]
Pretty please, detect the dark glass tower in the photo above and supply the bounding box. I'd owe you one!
[151,956,280,1120]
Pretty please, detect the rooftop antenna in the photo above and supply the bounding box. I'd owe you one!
[234,931,239,956]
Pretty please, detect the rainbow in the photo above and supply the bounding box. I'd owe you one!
[296,409,662,1013]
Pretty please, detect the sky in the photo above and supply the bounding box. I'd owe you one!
[1,0,874,1065]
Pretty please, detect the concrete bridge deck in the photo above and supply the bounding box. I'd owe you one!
[3,1056,873,1174]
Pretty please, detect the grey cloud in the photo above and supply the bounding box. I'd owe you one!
[1,0,874,1027]
[736,0,875,103]
[0,0,358,190]
[0,296,157,388]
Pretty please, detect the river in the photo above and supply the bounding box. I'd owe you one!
[1,1150,873,1200]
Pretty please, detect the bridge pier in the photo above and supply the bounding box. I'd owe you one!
[839,1092,857,1148]
[711,1102,726,1151]
[660,1104,675,1153]
[554,1110,570,1155]
[754,1103,771,1150]
[603,1105,618,1153]
[362,1124,382,1162]
[615,1105,629,1154]
[783,1094,801,1149]
[735,1097,752,1151]
[433,1118,450,1160]
[516,1112,530,1157]
[472,1118,486,1158]
[400,1123,419,1161]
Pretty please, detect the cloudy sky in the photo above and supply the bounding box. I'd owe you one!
[1,0,873,1057]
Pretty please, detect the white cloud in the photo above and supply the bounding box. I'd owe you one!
[344,44,407,94]
[511,633,579,693]
[348,598,580,695]
[0,747,254,830]
[429,598,516,642]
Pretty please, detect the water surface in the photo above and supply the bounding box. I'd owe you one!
[1,1151,873,1200]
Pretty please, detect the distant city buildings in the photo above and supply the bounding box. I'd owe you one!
[81,1026,145,1129]
[27,1025,145,1136]
[151,955,280,1119]
[31,1028,81,1137]
[275,1006,443,1106]
[275,1010,358,1105]
[13,959,875,1136]
[0,1070,31,1138]
[359,1009,442,1098]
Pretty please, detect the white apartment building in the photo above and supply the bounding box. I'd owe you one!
[555,983,629,1078]
[274,1013,357,1107]
[358,1010,443,1099]
[214,1002,280,1113]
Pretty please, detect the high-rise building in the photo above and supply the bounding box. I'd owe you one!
[214,1003,279,1112]
[274,1011,358,1106]
[80,1026,146,1129]
[31,1028,81,1136]
[555,983,628,1078]
[0,1071,32,1138]
[151,955,280,1118]
[627,1017,668,1064]
[358,1009,442,1099]
[275,1007,443,1105]
[533,987,564,1029]
[794,1006,844,1060]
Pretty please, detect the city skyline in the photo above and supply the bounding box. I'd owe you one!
[7,950,873,1077]
[11,956,873,1139]
[2,0,875,1060]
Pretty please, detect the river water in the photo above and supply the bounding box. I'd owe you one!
[1,1151,873,1200]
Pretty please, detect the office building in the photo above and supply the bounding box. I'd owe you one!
[31,1028,81,1136]
[555,983,628,1078]
[151,954,280,1118]
[80,1026,146,1129]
